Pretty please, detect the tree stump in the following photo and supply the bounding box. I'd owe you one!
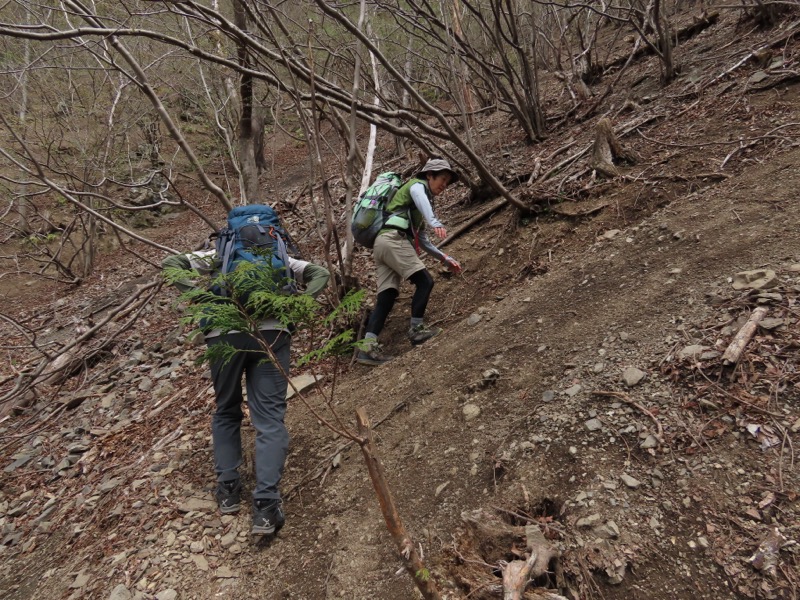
[590,118,636,177]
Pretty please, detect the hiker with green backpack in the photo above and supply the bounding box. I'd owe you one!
[356,158,462,366]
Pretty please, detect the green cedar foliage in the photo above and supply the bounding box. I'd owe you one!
[164,261,364,368]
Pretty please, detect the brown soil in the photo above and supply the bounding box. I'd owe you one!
[1,9,799,600]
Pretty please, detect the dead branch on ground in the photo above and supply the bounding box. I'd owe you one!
[722,306,768,365]
[356,407,441,600]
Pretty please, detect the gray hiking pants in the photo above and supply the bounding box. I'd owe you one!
[207,330,290,500]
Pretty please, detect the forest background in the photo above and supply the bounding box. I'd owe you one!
[0,1,799,599]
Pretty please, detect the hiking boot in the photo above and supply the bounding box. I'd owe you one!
[408,324,442,345]
[356,343,394,366]
[252,499,285,535]
[215,479,242,514]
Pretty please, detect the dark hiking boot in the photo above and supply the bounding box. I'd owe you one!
[215,479,242,514]
[252,499,285,535]
[356,343,393,366]
[408,324,442,345]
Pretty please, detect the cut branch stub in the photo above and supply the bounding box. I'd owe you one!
[355,407,441,600]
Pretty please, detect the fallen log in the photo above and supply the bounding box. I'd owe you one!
[722,306,768,365]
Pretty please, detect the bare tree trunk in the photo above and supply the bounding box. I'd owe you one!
[520,10,546,138]
[653,0,674,83]
[395,40,413,158]
[451,0,476,131]
[16,8,31,236]
[234,0,259,204]
[341,0,368,279]
[356,408,441,600]
[82,204,96,278]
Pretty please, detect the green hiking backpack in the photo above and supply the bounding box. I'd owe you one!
[351,172,403,249]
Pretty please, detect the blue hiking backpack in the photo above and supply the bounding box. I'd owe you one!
[211,204,297,298]
[351,172,403,248]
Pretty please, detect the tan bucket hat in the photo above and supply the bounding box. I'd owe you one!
[418,158,459,184]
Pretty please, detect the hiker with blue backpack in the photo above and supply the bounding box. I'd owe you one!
[355,158,462,366]
[162,205,329,537]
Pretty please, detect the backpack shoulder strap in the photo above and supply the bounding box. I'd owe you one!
[217,228,235,276]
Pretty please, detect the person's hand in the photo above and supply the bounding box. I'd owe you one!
[442,254,462,274]
[434,226,447,240]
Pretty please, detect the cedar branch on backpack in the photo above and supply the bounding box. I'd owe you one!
[355,158,462,367]
[162,204,329,537]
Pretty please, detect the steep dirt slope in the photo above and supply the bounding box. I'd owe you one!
[1,9,799,600]
[224,148,800,600]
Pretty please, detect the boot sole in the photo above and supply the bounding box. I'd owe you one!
[356,355,391,366]
[409,333,441,346]
[251,524,277,535]
[252,520,284,535]
[219,503,240,514]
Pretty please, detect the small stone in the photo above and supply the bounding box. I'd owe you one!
[593,362,604,373]
[594,520,620,539]
[108,584,132,600]
[466,313,482,326]
[757,292,783,302]
[462,404,481,421]
[99,477,123,493]
[156,590,178,600]
[481,369,500,385]
[191,553,209,571]
[70,573,90,589]
[564,384,582,397]
[640,435,659,449]
[216,566,236,578]
[732,269,778,291]
[435,481,450,497]
[286,373,321,400]
[620,473,641,488]
[699,398,720,411]
[177,498,217,513]
[228,542,242,555]
[602,229,620,239]
[541,390,555,402]
[678,345,707,360]
[622,367,646,387]
[576,513,602,528]
[759,318,785,330]
[584,418,603,432]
